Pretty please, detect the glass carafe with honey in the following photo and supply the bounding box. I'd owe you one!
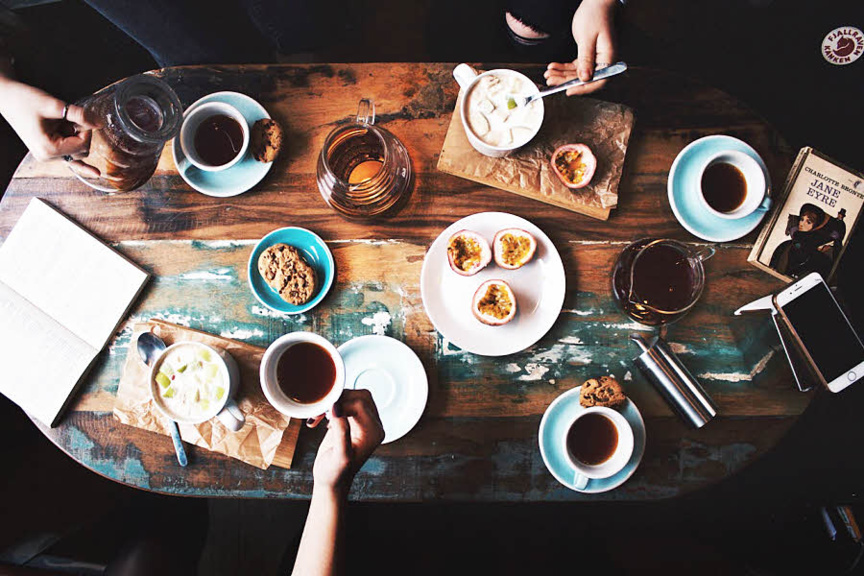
[316,99,413,220]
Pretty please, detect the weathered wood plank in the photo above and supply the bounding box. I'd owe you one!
[1,63,806,501]
[29,239,806,500]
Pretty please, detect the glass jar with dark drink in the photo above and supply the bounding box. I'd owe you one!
[611,238,714,326]
[73,75,182,192]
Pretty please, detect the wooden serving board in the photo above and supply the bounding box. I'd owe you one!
[114,320,301,470]
[437,91,636,221]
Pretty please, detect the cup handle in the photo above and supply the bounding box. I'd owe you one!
[216,398,246,432]
[758,196,773,212]
[694,246,716,262]
[356,98,376,126]
[573,471,589,490]
[453,63,479,91]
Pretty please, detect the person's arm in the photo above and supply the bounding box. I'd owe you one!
[292,390,385,576]
[543,0,619,96]
[0,61,98,175]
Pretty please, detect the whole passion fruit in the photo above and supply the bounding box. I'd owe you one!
[551,143,597,189]
[493,228,537,270]
[472,279,517,326]
[447,230,492,276]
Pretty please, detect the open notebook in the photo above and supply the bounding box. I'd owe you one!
[0,199,149,427]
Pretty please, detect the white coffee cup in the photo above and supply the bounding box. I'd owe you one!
[452,63,545,158]
[149,342,246,432]
[698,150,771,219]
[179,101,249,171]
[260,332,346,419]
[563,406,634,490]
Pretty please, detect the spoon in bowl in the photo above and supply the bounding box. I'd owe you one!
[507,61,628,109]
[137,332,188,467]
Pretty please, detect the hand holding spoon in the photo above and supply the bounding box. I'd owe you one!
[507,61,628,109]
[137,332,188,467]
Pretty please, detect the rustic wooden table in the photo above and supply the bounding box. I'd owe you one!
[0,63,811,501]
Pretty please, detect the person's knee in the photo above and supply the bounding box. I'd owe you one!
[505,12,551,39]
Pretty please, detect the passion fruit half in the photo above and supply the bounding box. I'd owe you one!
[551,143,597,189]
[472,279,517,326]
[447,230,492,276]
[493,228,537,270]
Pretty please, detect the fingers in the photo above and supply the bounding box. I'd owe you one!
[326,410,352,457]
[306,414,326,428]
[577,38,597,82]
[54,133,92,157]
[339,390,383,433]
[62,104,99,130]
[67,159,101,179]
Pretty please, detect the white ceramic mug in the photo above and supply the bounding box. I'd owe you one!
[452,63,544,158]
[149,342,246,432]
[698,150,770,219]
[260,332,346,419]
[563,406,634,490]
[179,101,249,171]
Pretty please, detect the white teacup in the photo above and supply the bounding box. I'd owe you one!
[179,101,249,172]
[260,332,346,419]
[149,341,245,431]
[563,406,634,490]
[698,150,770,219]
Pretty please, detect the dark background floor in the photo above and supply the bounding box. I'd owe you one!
[2,0,864,574]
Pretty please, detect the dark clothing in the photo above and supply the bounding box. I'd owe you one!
[769,228,833,279]
[82,0,338,67]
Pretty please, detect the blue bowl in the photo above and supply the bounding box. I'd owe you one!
[248,227,335,315]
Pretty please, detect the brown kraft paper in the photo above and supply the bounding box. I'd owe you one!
[113,320,300,470]
[438,78,635,220]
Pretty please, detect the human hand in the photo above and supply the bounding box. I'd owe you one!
[0,78,99,176]
[544,0,618,96]
[311,389,385,497]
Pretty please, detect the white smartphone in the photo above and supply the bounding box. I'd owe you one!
[775,272,864,393]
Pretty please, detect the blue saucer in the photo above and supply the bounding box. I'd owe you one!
[248,227,335,315]
[538,386,646,494]
[173,91,273,197]
[668,135,772,242]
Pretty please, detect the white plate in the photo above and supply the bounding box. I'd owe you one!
[420,212,566,356]
[338,335,428,444]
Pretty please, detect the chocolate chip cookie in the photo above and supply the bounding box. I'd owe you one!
[250,118,282,163]
[257,243,317,305]
[579,376,627,408]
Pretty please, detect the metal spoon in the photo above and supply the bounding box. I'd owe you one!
[508,61,628,108]
[137,332,188,467]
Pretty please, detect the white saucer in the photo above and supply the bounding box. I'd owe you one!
[337,335,428,444]
[420,212,566,357]
[173,91,273,197]
[538,386,646,494]
[668,135,772,242]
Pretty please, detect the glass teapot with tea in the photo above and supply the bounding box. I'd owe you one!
[71,74,182,192]
[316,99,413,221]
[611,238,715,326]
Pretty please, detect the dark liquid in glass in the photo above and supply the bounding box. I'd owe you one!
[702,162,747,213]
[195,114,244,166]
[276,342,336,404]
[612,240,698,326]
[567,413,618,466]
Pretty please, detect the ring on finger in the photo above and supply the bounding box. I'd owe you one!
[62,155,74,162]
[62,103,70,121]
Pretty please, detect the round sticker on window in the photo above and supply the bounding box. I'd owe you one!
[822,27,863,65]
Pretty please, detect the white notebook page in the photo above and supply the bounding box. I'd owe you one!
[0,198,148,350]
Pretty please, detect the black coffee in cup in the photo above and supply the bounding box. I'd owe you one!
[566,412,619,466]
[194,114,244,166]
[701,162,747,213]
[276,342,336,404]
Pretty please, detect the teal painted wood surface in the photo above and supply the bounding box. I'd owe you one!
[2,63,809,501]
